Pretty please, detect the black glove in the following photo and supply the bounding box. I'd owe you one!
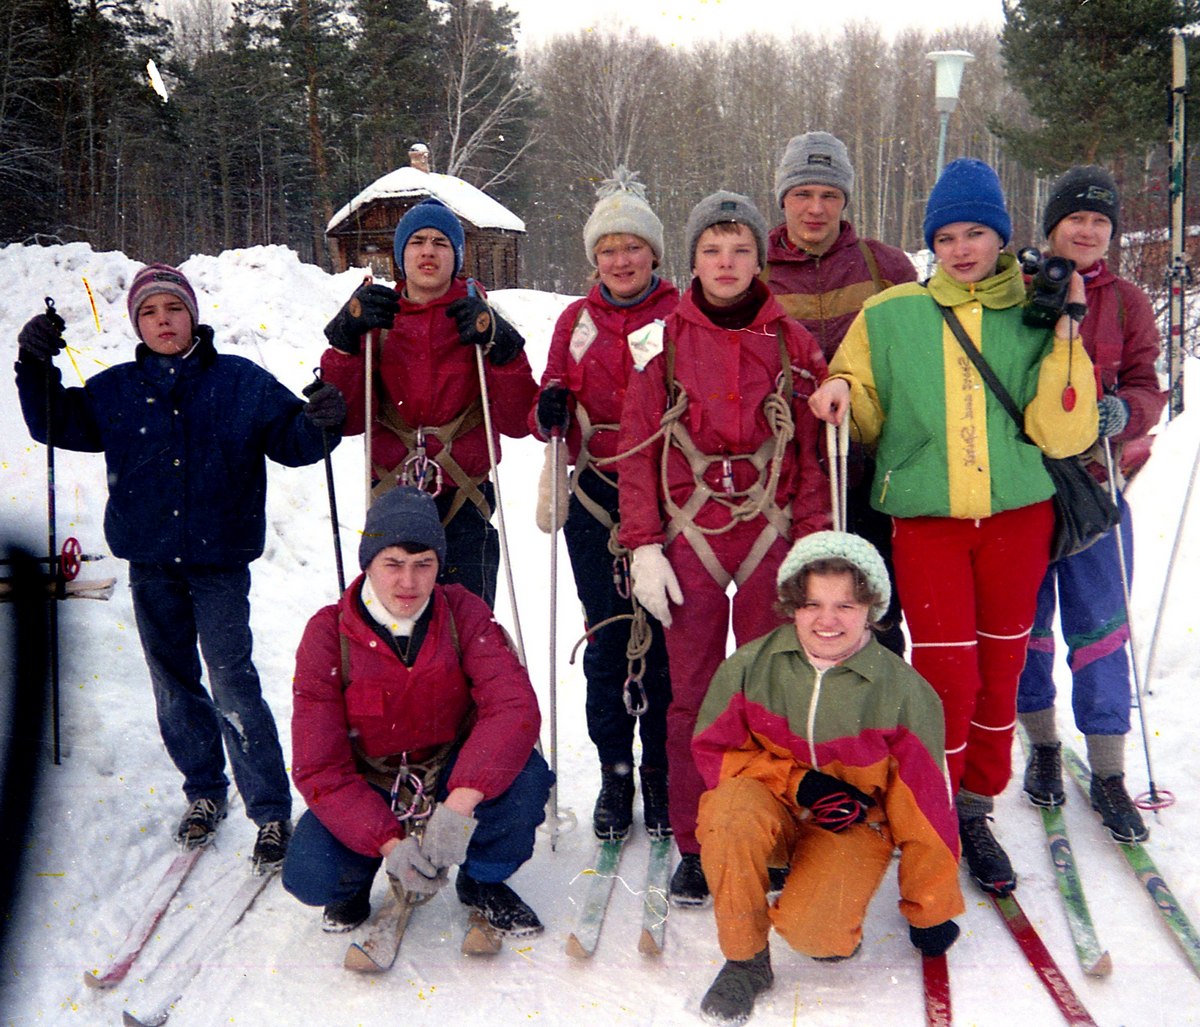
[795,770,875,832]
[324,283,400,355]
[909,920,960,958]
[18,312,66,362]
[302,380,346,431]
[446,296,525,366]
[536,385,570,436]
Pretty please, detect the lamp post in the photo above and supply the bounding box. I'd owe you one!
[927,50,975,180]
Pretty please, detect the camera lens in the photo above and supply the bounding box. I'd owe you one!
[1043,256,1074,282]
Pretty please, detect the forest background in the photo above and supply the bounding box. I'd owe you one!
[2,0,1198,300]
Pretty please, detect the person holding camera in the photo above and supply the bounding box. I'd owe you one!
[1017,167,1167,843]
[809,158,1098,896]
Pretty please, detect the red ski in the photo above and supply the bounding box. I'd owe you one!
[990,893,1097,1026]
[922,953,952,1026]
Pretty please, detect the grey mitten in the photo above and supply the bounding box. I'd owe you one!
[384,835,446,896]
[419,803,477,869]
[1096,394,1130,438]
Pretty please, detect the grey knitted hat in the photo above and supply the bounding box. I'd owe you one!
[685,191,769,269]
[776,531,891,622]
[358,486,447,572]
[774,132,855,208]
[583,167,665,266]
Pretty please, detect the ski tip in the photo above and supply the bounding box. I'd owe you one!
[565,933,594,960]
[343,944,388,973]
[82,970,115,990]
[122,1011,168,1027]
[1086,951,1113,977]
[462,912,502,956]
[637,928,663,957]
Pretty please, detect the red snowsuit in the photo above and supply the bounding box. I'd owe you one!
[291,578,541,858]
[320,278,537,505]
[617,282,830,852]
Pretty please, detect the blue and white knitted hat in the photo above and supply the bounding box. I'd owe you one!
[776,531,891,622]
[393,198,466,279]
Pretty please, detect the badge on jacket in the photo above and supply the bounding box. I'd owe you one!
[569,308,598,363]
[628,320,665,371]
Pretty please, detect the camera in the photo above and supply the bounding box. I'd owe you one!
[1018,247,1075,329]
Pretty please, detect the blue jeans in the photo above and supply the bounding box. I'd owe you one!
[128,562,291,824]
[282,748,553,906]
[436,481,499,608]
[1017,494,1135,735]
[563,470,670,770]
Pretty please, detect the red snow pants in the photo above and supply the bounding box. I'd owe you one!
[892,501,1053,797]
[662,525,791,854]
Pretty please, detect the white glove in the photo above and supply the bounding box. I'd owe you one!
[630,544,683,628]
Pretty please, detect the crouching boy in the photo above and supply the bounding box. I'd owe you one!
[692,532,963,1025]
[282,486,553,938]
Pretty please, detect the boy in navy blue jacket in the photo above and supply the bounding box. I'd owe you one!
[15,263,345,872]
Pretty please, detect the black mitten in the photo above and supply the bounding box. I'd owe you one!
[909,920,960,958]
[18,313,66,362]
[536,385,570,436]
[795,770,875,832]
[324,283,399,354]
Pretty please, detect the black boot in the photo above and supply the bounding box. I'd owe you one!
[639,765,671,838]
[455,870,544,937]
[1089,773,1149,843]
[1022,742,1065,807]
[669,852,710,908]
[322,882,372,933]
[700,946,773,1025]
[593,765,635,840]
[958,815,1016,896]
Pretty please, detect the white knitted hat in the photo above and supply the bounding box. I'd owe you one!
[583,167,665,267]
[776,531,891,622]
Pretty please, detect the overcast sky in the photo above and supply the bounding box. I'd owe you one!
[506,0,1005,48]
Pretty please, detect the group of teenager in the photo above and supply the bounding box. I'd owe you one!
[14,129,1164,1026]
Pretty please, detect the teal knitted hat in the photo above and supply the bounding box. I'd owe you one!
[776,531,891,622]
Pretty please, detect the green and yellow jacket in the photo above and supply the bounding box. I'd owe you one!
[829,254,1099,520]
[693,626,964,930]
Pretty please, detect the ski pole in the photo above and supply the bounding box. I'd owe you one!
[303,368,346,595]
[360,273,377,512]
[466,279,526,665]
[1102,438,1172,811]
[826,417,849,532]
[44,296,63,765]
[548,427,562,850]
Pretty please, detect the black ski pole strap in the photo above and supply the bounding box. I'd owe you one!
[936,303,1029,441]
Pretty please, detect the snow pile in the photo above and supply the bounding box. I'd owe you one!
[1,242,1198,1026]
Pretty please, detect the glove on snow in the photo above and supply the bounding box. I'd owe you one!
[909,920,960,958]
[301,380,347,431]
[18,312,66,362]
[536,385,570,437]
[418,803,477,870]
[630,544,683,629]
[1097,394,1130,438]
[446,296,525,366]
[384,835,447,897]
[324,283,399,355]
[795,770,875,832]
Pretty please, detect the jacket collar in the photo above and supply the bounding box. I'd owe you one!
[926,252,1025,310]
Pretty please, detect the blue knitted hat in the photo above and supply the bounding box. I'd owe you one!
[776,531,891,622]
[923,157,1012,250]
[359,486,447,572]
[393,198,465,279]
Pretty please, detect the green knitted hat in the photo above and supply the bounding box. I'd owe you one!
[776,531,891,622]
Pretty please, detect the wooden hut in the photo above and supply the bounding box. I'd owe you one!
[326,145,525,287]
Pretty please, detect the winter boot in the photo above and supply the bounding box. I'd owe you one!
[639,765,672,838]
[669,852,710,908]
[766,866,790,900]
[322,883,372,933]
[593,765,635,840]
[175,797,227,850]
[455,870,544,937]
[251,819,291,875]
[1023,742,1066,807]
[958,815,1016,896]
[1089,773,1149,843]
[700,946,773,1026]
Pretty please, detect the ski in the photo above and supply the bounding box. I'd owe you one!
[990,892,1098,1026]
[1017,732,1111,976]
[83,847,204,989]
[120,869,274,1027]
[461,909,502,956]
[565,837,626,958]
[921,953,952,1027]
[637,835,673,955]
[344,892,416,972]
[1063,744,1200,979]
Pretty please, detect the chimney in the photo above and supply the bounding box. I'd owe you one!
[408,143,431,174]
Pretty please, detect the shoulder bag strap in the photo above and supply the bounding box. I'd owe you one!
[936,303,1027,438]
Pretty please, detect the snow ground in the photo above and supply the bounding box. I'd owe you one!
[1,242,1199,1027]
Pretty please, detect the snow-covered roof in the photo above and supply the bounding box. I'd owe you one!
[327,166,525,235]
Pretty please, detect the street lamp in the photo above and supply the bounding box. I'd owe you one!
[927,50,975,180]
